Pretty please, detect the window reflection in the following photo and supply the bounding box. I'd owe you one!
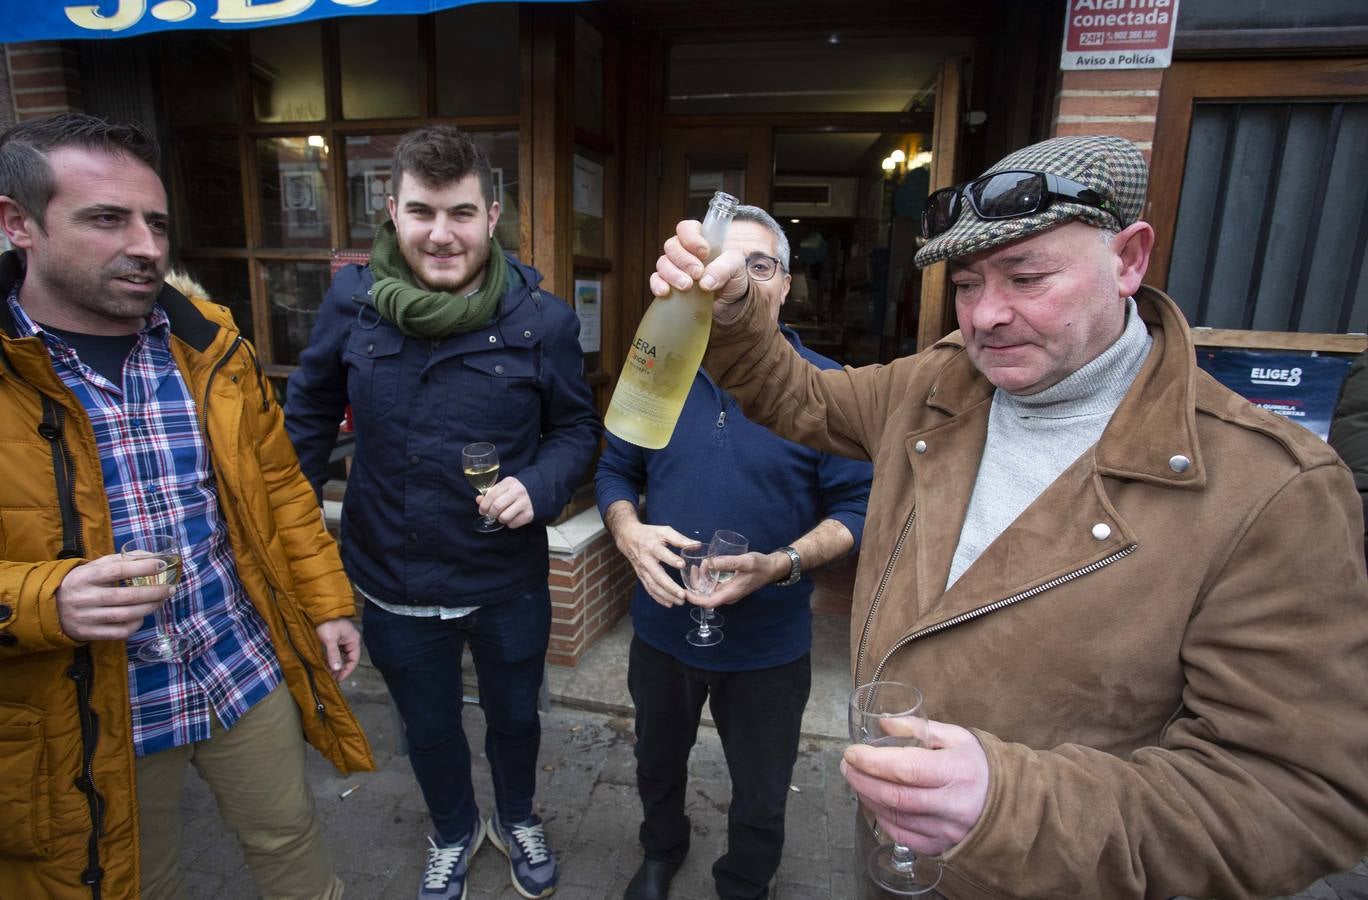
[182,259,253,339]
[249,24,325,122]
[258,137,331,249]
[266,260,331,366]
[339,17,420,119]
[174,139,245,248]
[435,5,519,116]
[163,33,237,126]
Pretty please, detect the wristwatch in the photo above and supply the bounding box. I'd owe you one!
[776,546,802,586]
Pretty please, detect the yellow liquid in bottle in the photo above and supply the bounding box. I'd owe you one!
[603,282,715,449]
[606,190,736,449]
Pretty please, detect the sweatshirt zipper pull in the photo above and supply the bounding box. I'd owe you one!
[715,411,726,428]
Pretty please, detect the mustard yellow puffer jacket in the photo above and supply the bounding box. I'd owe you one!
[0,253,375,899]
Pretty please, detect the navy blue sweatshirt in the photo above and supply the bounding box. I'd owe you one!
[595,327,871,671]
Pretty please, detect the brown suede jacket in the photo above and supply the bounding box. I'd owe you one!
[0,253,374,899]
[705,284,1368,899]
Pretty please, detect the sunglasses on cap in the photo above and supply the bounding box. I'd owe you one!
[921,169,1123,241]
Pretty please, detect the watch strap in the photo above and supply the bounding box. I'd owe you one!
[777,545,802,586]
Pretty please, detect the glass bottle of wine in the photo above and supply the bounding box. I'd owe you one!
[604,191,739,449]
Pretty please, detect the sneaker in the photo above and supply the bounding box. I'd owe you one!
[486,811,558,898]
[419,819,485,900]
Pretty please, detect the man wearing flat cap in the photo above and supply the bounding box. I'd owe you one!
[649,135,1368,898]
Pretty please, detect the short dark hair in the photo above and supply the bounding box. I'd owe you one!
[0,113,161,232]
[391,125,495,207]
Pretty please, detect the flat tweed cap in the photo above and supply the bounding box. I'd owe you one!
[914,134,1148,268]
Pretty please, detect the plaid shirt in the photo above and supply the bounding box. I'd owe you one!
[8,290,281,757]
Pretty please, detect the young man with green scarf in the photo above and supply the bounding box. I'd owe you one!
[286,125,601,900]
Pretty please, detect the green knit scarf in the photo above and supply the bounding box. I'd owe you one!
[368,220,506,338]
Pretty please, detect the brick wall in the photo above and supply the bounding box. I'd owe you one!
[547,520,635,667]
[5,41,82,121]
[1052,69,1163,158]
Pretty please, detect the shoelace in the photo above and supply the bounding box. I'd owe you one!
[423,836,466,889]
[507,821,550,865]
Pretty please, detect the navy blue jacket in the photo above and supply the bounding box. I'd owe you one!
[285,258,601,607]
[595,327,872,671]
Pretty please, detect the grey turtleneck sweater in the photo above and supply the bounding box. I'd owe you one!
[946,298,1153,589]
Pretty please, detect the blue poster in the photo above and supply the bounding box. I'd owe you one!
[0,0,571,43]
[1196,348,1353,441]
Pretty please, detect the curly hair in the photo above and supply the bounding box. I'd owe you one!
[391,125,495,207]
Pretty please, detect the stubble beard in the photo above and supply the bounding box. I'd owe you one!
[402,236,492,295]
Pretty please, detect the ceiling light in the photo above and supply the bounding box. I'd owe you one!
[889,149,906,164]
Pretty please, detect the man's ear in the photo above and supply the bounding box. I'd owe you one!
[386,194,398,225]
[0,196,39,249]
[486,200,501,237]
[1113,221,1154,298]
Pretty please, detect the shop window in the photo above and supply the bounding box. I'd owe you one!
[249,23,326,123]
[435,4,519,116]
[1151,58,1368,351]
[174,138,245,249]
[257,136,332,250]
[186,259,253,339]
[265,260,332,367]
[1168,101,1368,334]
[162,33,237,126]
[339,16,421,120]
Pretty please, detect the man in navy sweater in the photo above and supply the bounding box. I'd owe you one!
[595,205,872,900]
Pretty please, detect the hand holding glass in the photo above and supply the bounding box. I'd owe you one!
[848,681,944,895]
[688,529,748,637]
[122,532,188,662]
[681,545,722,647]
[462,442,504,533]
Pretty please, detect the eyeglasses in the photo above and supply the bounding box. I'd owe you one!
[921,169,1122,241]
[745,253,785,282]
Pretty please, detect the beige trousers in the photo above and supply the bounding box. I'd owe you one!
[135,683,343,900]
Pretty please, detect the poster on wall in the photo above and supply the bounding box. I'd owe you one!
[574,278,602,354]
[1060,0,1180,70]
[1196,348,1352,441]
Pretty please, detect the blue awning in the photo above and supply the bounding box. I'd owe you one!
[0,0,569,43]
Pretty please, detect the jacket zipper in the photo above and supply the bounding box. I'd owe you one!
[200,335,244,433]
[269,586,327,722]
[68,649,105,899]
[870,544,1138,684]
[854,508,918,687]
[37,396,103,898]
[198,337,327,723]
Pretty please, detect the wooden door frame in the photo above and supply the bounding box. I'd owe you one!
[916,57,965,351]
[1150,57,1368,353]
[656,125,774,243]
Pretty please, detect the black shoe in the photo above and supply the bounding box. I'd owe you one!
[624,857,680,900]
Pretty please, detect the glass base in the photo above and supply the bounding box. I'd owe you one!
[689,607,724,628]
[138,632,191,663]
[474,515,505,533]
[685,626,723,647]
[868,844,943,896]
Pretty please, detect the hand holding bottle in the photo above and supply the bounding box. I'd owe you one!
[650,218,752,323]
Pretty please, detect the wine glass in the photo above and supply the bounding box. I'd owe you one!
[848,681,944,895]
[681,544,722,647]
[690,529,748,634]
[122,532,189,663]
[462,442,504,533]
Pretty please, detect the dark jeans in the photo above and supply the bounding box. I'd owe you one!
[627,635,811,900]
[362,589,550,843]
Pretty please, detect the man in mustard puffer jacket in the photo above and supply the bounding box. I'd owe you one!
[0,113,374,899]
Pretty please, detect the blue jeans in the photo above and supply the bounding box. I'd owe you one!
[362,589,550,842]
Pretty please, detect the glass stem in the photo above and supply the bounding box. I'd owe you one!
[891,843,918,873]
